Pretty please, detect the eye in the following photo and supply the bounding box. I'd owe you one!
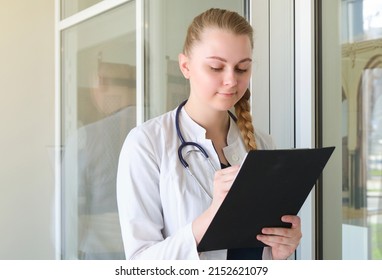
[235,68,248,74]
[210,67,223,72]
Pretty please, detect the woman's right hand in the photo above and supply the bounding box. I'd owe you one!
[192,164,240,244]
[209,164,240,214]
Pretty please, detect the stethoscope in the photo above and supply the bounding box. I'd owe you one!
[175,100,237,199]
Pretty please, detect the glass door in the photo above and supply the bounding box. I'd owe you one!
[59,0,247,260]
[60,1,136,259]
[341,0,382,260]
[320,0,382,259]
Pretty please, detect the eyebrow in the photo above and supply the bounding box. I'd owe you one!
[206,56,252,63]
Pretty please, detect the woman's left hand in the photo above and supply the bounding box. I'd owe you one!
[256,215,302,260]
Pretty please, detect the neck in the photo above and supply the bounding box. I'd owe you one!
[184,100,230,140]
[184,99,231,165]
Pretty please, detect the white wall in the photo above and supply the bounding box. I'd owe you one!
[0,0,56,259]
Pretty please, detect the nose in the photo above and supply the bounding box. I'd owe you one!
[223,69,238,87]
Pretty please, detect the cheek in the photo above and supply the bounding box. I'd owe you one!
[238,74,251,89]
[192,71,219,87]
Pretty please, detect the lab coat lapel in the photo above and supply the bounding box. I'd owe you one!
[223,118,248,166]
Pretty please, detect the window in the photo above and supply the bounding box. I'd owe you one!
[320,0,382,259]
[60,1,136,259]
[59,0,245,260]
[341,0,382,259]
[61,0,104,19]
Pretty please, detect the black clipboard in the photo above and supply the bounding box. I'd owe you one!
[197,146,335,252]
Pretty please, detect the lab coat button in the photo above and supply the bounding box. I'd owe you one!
[232,155,239,161]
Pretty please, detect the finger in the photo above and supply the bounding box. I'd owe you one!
[220,165,240,176]
[257,233,299,247]
[261,226,302,242]
[257,234,289,246]
[258,235,299,259]
[214,173,234,185]
[215,166,240,182]
[281,215,301,229]
[261,227,291,238]
[257,238,281,248]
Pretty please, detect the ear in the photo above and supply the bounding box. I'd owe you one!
[178,53,190,79]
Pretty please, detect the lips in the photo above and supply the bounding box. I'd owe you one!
[217,92,236,96]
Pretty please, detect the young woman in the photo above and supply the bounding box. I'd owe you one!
[117,8,302,260]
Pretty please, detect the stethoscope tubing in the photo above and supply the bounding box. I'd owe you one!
[175,100,236,199]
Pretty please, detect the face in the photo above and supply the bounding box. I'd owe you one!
[179,28,252,113]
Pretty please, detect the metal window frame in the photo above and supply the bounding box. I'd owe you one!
[252,0,316,260]
[295,0,316,260]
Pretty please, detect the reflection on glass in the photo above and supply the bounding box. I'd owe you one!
[364,68,382,259]
[342,0,382,259]
[341,0,382,42]
[61,0,103,19]
[61,2,136,259]
[363,0,382,39]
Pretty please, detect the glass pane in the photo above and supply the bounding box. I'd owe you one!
[341,0,382,259]
[61,0,103,19]
[144,0,245,120]
[61,2,136,259]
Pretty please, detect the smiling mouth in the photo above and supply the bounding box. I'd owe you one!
[217,92,236,96]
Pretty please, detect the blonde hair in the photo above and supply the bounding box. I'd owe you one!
[183,8,257,150]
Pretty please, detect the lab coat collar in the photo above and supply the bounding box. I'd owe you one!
[176,106,247,166]
[178,106,208,142]
[223,117,248,166]
[179,106,242,143]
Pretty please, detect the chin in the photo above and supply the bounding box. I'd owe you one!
[215,99,238,111]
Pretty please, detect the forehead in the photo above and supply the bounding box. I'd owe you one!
[192,28,252,60]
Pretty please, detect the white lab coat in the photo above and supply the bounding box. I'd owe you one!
[117,106,276,260]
